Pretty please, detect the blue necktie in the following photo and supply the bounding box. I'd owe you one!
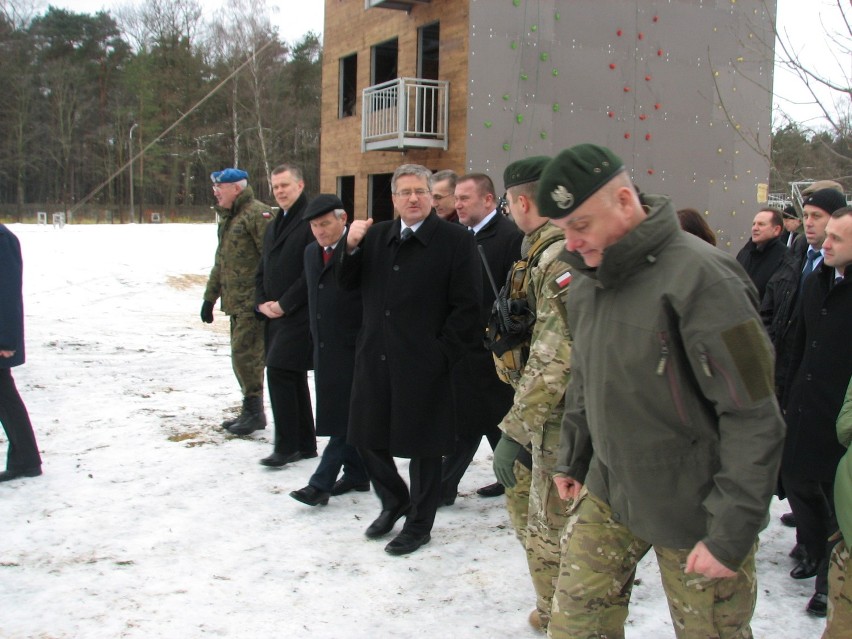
[801,248,819,284]
[400,227,413,242]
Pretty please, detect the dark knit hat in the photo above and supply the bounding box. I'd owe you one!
[503,156,551,190]
[802,188,847,215]
[537,144,625,219]
[303,194,345,221]
[210,168,248,183]
[782,205,798,220]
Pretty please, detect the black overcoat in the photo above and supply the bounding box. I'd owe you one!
[304,239,362,437]
[782,265,852,482]
[453,213,522,437]
[255,192,314,370]
[336,212,482,458]
[0,225,25,368]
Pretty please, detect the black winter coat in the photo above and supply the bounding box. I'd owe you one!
[0,225,25,368]
[453,213,522,437]
[736,237,787,301]
[255,192,315,370]
[782,265,852,482]
[336,212,482,458]
[304,239,362,437]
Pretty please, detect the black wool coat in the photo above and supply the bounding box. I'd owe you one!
[0,225,25,369]
[336,212,482,458]
[304,239,362,437]
[736,237,788,301]
[453,213,522,437]
[255,192,315,371]
[782,265,852,482]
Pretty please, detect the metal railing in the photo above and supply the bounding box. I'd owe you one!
[361,77,449,151]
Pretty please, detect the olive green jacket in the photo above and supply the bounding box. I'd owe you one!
[204,186,274,315]
[836,377,852,543]
[556,194,785,570]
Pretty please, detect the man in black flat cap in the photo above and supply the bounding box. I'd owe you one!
[538,144,784,639]
[289,195,369,506]
[202,168,274,434]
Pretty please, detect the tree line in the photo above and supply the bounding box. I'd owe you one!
[0,0,321,222]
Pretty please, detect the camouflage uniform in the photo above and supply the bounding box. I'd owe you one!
[203,185,274,398]
[505,460,532,544]
[498,222,573,630]
[550,492,758,639]
[824,540,852,638]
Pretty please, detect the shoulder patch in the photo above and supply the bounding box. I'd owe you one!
[555,270,572,288]
[262,210,272,218]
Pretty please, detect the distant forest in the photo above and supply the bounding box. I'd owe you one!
[0,0,320,222]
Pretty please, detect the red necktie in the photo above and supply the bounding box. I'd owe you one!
[323,246,333,265]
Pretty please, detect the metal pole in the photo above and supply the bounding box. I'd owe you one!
[129,123,138,223]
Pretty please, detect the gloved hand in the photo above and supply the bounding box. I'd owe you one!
[493,434,523,488]
[200,300,215,323]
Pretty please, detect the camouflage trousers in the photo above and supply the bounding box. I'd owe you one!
[229,313,265,398]
[505,460,532,545]
[548,492,757,639]
[823,539,852,639]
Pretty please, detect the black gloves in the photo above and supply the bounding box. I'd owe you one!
[200,300,214,323]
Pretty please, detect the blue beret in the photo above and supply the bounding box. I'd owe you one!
[211,168,249,184]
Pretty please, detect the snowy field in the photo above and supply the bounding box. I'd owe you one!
[0,222,828,638]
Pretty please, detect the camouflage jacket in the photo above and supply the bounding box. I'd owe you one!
[498,222,573,453]
[204,186,274,314]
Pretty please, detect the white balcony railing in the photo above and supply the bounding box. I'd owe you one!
[361,77,449,152]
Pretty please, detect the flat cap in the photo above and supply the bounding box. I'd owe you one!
[210,168,248,184]
[503,156,551,190]
[303,194,345,221]
[782,205,798,220]
[801,180,843,197]
[537,144,624,219]
[803,188,847,215]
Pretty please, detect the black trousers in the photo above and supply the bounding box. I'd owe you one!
[0,368,41,471]
[266,366,316,456]
[359,448,442,536]
[440,426,501,498]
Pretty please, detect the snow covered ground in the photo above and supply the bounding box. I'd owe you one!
[0,222,829,638]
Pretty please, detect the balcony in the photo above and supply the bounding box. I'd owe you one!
[365,0,431,10]
[361,77,449,152]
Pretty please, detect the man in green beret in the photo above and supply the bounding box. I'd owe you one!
[491,155,574,632]
[537,144,785,638]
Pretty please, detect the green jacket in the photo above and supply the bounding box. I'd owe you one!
[836,377,852,542]
[498,222,572,473]
[556,194,785,570]
[204,186,274,315]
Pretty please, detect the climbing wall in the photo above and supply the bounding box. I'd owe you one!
[467,0,777,249]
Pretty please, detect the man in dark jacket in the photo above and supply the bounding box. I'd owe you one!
[255,164,317,465]
[202,168,274,433]
[441,173,522,504]
[289,195,369,506]
[538,144,784,638]
[0,225,42,482]
[337,164,481,555]
[736,207,787,300]
[781,205,852,617]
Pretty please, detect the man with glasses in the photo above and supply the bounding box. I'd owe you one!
[429,169,459,223]
[336,164,481,555]
[201,168,274,434]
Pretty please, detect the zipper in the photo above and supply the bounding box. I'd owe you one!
[658,332,688,425]
[699,348,743,409]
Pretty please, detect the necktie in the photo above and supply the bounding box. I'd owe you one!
[400,227,413,242]
[801,248,819,284]
[322,246,333,265]
[469,227,476,234]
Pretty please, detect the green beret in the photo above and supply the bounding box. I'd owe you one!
[503,156,551,190]
[537,144,624,219]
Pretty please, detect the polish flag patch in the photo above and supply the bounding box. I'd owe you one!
[555,271,572,288]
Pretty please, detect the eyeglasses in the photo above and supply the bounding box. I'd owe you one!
[212,184,235,191]
[393,189,430,198]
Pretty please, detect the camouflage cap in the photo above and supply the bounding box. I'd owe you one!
[503,156,551,190]
[303,193,345,221]
[537,144,624,219]
[211,168,249,183]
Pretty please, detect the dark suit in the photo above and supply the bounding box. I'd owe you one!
[303,238,367,491]
[0,225,41,473]
[337,212,481,535]
[443,212,522,497]
[255,192,317,456]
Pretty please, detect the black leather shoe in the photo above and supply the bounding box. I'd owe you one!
[300,451,318,459]
[365,504,410,539]
[789,543,807,561]
[790,557,819,579]
[290,485,330,507]
[0,467,42,482]
[331,477,370,496]
[476,482,505,497]
[780,512,797,527]
[260,451,302,467]
[439,492,457,507]
[806,592,828,617]
[385,531,431,555]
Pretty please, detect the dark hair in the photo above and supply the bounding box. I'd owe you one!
[458,173,496,198]
[831,206,852,219]
[271,163,304,181]
[758,207,784,229]
[677,208,717,246]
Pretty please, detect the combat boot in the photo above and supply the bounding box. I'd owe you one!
[227,395,267,435]
[220,397,249,429]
